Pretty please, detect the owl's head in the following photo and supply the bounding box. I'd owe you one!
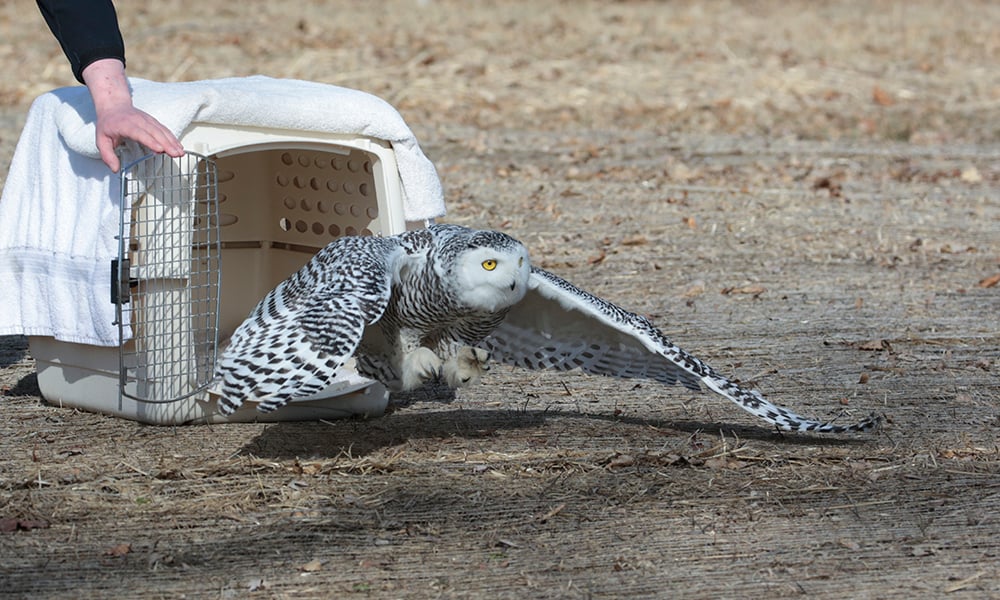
[452,230,531,312]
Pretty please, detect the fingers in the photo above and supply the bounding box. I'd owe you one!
[94,106,185,172]
[95,134,122,172]
[134,112,184,158]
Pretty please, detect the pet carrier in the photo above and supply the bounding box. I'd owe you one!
[28,124,414,424]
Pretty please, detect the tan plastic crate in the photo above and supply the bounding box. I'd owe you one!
[28,123,411,424]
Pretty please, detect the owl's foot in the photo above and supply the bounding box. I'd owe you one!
[442,346,491,388]
[401,347,443,390]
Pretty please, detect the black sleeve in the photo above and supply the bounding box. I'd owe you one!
[37,0,126,83]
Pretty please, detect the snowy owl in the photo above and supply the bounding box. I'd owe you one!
[213,224,880,434]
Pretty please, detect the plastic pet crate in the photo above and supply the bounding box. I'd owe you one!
[28,124,411,424]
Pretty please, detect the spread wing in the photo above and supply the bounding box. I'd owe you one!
[482,267,880,434]
[214,236,400,414]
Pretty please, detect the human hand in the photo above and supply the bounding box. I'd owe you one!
[82,59,184,172]
[93,101,185,172]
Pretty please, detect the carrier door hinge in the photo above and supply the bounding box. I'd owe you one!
[111,258,137,305]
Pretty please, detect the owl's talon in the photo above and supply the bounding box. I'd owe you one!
[442,346,492,388]
[401,347,444,390]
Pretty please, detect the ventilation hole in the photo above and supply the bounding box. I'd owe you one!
[218,213,239,226]
[350,205,361,217]
[326,180,339,193]
[218,170,236,182]
[333,202,346,216]
[310,177,320,191]
[276,174,289,187]
[363,160,372,174]
[317,200,329,214]
[329,224,341,236]
[361,228,374,236]
[359,183,369,197]
[300,198,313,211]
[343,182,355,195]
[282,197,296,209]
[345,226,358,236]
[295,220,308,233]
[298,155,311,167]
[314,157,327,169]
[312,222,325,235]
[293,175,306,189]
[280,153,294,166]
[347,159,360,172]
[330,157,343,171]
[218,193,228,203]
[366,206,379,219]
[279,217,291,231]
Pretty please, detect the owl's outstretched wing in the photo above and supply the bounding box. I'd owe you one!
[482,267,880,434]
[214,236,400,415]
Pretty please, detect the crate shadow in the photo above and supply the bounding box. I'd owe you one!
[0,334,28,368]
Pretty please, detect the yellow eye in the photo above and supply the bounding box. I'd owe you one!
[481,259,497,271]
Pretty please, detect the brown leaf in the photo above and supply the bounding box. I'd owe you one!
[621,234,648,246]
[104,543,132,557]
[872,85,895,106]
[858,373,870,384]
[0,518,50,533]
[300,463,322,476]
[300,559,323,572]
[856,339,892,352]
[977,273,1000,288]
[721,284,767,296]
[607,454,635,469]
[681,280,706,298]
[838,538,861,551]
[813,176,842,197]
[587,249,606,265]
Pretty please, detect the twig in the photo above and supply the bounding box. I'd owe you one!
[536,503,566,523]
[944,571,985,593]
[825,499,894,511]
[120,461,152,477]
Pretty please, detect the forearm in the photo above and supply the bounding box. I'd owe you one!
[81,58,133,117]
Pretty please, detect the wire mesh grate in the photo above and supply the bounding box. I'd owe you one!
[115,152,221,403]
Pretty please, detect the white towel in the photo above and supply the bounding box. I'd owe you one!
[61,76,446,222]
[0,76,446,346]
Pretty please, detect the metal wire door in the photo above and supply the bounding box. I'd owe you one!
[114,152,221,403]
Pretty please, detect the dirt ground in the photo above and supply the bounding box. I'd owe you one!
[1,1,999,598]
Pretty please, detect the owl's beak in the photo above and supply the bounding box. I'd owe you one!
[509,281,517,291]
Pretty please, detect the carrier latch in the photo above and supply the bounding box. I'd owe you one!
[110,258,137,305]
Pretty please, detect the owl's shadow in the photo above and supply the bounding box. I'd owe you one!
[240,383,870,460]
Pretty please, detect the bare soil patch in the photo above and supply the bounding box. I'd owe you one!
[1,1,999,598]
